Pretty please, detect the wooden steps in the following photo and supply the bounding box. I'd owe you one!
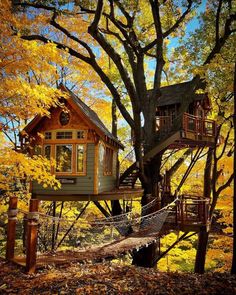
[119,169,140,189]
[119,131,181,189]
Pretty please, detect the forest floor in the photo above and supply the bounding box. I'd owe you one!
[0,257,235,295]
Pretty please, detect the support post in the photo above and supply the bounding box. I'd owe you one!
[26,199,39,274]
[6,196,18,261]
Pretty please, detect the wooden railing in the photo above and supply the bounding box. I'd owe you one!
[182,113,216,137]
[177,195,210,226]
[156,113,216,138]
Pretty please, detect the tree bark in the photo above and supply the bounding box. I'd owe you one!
[132,154,162,267]
[194,228,209,274]
[231,61,236,274]
[194,148,213,273]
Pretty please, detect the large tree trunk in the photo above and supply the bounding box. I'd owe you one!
[194,148,213,273]
[231,62,236,274]
[194,228,209,273]
[132,155,162,267]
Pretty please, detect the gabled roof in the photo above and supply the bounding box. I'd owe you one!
[62,85,123,148]
[23,84,124,149]
[148,81,207,107]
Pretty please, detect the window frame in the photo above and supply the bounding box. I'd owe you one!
[45,131,52,139]
[77,130,87,140]
[44,145,51,160]
[76,143,87,175]
[103,146,113,176]
[56,131,73,139]
[55,144,73,174]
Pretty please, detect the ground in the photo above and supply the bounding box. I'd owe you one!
[0,258,235,294]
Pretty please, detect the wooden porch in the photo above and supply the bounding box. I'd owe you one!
[156,112,216,148]
[163,195,210,232]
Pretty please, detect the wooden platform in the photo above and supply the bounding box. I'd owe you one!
[34,188,143,201]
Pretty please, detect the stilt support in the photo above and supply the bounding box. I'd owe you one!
[6,196,18,261]
[26,199,40,274]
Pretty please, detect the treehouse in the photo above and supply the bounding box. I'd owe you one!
[10,81,215,273]
[20,85,143,201]
[154,81,216,148]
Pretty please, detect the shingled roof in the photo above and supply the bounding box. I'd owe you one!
[149,81,206,107]
[62,85,123,148]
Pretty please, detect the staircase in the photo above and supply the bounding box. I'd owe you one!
[119,131,181,189]
[119,168,140,189]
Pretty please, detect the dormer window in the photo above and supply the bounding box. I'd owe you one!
[59,111,70,126]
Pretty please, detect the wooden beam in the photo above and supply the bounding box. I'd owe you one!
[6,196,18,261]
[94,142,99,194]
[26,199,40,274]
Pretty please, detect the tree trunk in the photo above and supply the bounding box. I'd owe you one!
[132,155,162,267]
[194,228,209,274]
[194,148,213,273]
[231,61,236,274]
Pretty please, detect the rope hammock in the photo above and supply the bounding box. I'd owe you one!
[14,197,178,256]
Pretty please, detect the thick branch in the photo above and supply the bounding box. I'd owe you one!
[88,25,138,110]
[215,0,223,46]
[50,12,95,58]
[142,0,193,53]
[20,34,135,128]
[204,12,236,65]
[90,0,104,31]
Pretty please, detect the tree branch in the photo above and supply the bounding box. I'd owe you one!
[142,0,193,53]
[50,11,95,58]
[90,0,104,31]
[163,0,193,38]
[215,0,223,46]
[216,172,234,197]
[19,34,135,128]
[204,11,236,65]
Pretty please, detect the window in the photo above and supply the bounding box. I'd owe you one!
[56,131,73,139]
[45,132,52,139]
[59,111,70,126]
[44,145,51,159]
[77,144,86,173]
[77,130,86,139]
[34,145,42,156]
[56,145,72,173]
[104,147,113,175]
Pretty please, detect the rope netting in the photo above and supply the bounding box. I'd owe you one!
[14,197,178,256]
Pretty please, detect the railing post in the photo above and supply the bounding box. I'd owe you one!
[26,198,40,274]
[6,196,18,261]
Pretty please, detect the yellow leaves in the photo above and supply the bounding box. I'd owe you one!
[0,147,61,192]
[0,79,66,120]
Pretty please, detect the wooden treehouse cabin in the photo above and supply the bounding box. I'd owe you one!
[20,84,142,201]
[155,81,216,148]
[6,81,217,273]
[120,81,217,230]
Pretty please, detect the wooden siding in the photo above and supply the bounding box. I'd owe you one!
[98,143,117,193]
[32,143,95,195]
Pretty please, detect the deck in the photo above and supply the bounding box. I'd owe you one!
[156,112,216,149]
[34,187,144,201]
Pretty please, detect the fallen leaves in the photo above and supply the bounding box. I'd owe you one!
[0,257,235,294]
